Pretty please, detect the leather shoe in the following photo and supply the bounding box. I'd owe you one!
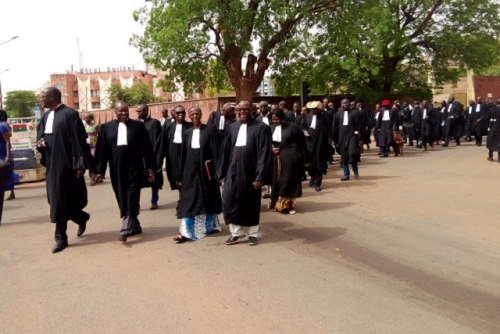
[118,235,127,243]
[52,241,68,253]
[150,203,158,210]
[77,222,86,237]
[129,227,142,236]
[248,236,258,246]
[340,176,349,181]
[225,235,245,245]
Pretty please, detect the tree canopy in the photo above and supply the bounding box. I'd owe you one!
[132,0,337,101]
[133,0,500,103]
[3,90,39,117]
[106,82,156,108]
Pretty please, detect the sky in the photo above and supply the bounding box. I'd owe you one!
[0,0,148,96]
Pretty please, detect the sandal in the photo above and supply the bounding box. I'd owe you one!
[173,235,189,243]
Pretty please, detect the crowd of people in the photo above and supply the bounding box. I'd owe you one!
[33,87,500,253]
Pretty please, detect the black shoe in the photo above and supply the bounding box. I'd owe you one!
[262,193,270,199]
[77,222,86,237]
[225,235,246,245]
[314,185,322,192]
[441,144,448,147]
[52,241,68,253]
[380,155,389,158]
[248,236,258,246]
[340,176,349,181]
[353,173,359,180]
[118,235,127,243]
[487,157,494,161]
[129,227,142,236]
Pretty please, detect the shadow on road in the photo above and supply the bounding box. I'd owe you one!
[70,226,178,248]
[264,220,348,244]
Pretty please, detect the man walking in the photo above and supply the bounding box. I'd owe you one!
[36,87,93,253]
[217,100,273,246]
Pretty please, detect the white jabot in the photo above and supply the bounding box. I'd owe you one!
[476,104,481,112]
[375,111,380,120]
[423,109,427,119]
[235,124,247,146]
[219,115,225,130]
[310,115,317,129]
[448,103,452,111]
[468,107,473,114]
[382,110,390,121]
[173,124,183,143]
[161,118,166,126]
[117,122,128,146]
[272,125,282,142]
[191,129,200,149]
[441,107,445,113]
[262,116,270,126]
[342,111,349,125]
[44,111,55,134]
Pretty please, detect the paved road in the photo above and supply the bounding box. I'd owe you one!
[1,142,499,333]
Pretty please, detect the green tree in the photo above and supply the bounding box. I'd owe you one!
[106,82,155,108]
[127,82,155,105]
[131,0,338,101]
[3,90,39,117]
[274,0,500,102]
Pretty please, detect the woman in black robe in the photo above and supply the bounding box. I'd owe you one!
[268,110,307,214]
[173,106,222,242]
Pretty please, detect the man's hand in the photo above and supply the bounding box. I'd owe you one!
[76,169,85,178]
[36,138,46,148]
[253,180,263,190]
[148,169,155,183]
[94,174,105,183]
[272,147,280,155]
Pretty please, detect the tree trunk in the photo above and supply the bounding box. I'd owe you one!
[224,50,269,103]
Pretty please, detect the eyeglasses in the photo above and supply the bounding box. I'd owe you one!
[239,108,253,112]
[175,112,186,115]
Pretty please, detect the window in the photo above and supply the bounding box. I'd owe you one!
[91,90,100,97]
[74,92,79,97]
[91,102,101,109]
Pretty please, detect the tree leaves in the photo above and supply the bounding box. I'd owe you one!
[3,90,38,117]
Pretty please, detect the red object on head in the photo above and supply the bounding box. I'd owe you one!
[382,99,391,106]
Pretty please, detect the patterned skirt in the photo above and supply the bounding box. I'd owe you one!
[179,214,221,240]
[274,197,297,213]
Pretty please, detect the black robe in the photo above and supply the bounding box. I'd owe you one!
[36,105,92,224]
[142,117,163,189]
[420,107,436,142]
[94,119,156,218]
[483,105,500,152]
[443,101,463,137]
[332,109,362,164]
[177,125,222,218]
[302,113,330,175]
[159,121,193,190]
[206,111,235,144]
[217,119,273,227]
[377,107,398,147]
[270,122,306,201]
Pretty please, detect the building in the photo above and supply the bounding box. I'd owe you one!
[48,67,154,111]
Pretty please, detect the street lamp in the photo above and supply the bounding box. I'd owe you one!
[0,36,19,47]
[0,69,10,110]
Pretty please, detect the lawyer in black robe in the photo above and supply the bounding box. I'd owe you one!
[94,101,156,242]
[269,110,307,214]
[302,101,330,191]
[158,106,193,190]
[217,100,273,245]
[137,104,163,209]
[174,107,222,242]
[206,102,235,144]
[332,99,362,180]
[377,100,399,157]
[480,102,500,161]
[37,87,93,253]
[443,97,463,146]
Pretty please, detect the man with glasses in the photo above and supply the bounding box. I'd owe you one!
[158,105,193,191]
[217,100,273,246]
